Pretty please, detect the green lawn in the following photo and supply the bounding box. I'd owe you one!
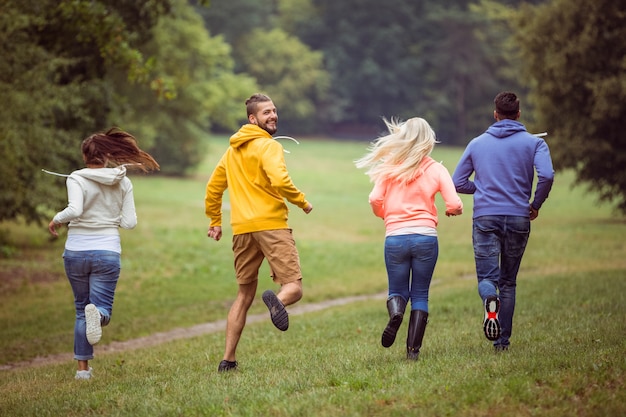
[0,137,624,416]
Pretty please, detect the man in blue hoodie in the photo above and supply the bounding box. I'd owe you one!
[452,91,554,351]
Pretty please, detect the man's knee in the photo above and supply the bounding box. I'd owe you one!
[280,279,303,304]
[236,282,258,303]
[290,279,304,296]
[292,286,303,302]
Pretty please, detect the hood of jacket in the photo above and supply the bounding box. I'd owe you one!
[71,166,127,185]
[229,124,273,149]
[486,119,527,139]
[420,156,437,172]
[403,156,437,183]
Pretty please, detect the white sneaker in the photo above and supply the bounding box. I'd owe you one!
[85,304,102,345]
[75,367,93,380]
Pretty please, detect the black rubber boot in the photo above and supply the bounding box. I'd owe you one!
[381,296,407,347]
[406,309,428,360]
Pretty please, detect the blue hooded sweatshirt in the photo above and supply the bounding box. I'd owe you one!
[452,119,554,218]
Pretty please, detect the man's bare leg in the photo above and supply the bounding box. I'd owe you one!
[223,280,258,362]
[262,279,303,331]
[277,279,303,306]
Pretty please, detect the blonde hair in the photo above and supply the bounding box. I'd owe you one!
[355,117,437,184]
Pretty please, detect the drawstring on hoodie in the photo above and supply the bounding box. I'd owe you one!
[41,169,69,177]
[41,163,141,178]
[274,136,300,154]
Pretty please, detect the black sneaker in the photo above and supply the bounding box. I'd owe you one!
[218,360,238,372]
[483,296,501,341]
[494,344,509,353]
[262,290,289,331]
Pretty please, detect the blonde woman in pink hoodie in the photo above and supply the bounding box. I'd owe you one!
[356,117,463,360]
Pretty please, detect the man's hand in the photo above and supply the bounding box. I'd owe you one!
[529,206,539,221]
[303,202,313,214]
[207,226,222,241]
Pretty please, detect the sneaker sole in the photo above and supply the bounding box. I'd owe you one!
[262,290,289,331]
[85,304,102,345]
[483,297,501,341]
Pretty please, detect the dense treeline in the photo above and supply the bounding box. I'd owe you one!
[201,0,527,141]
[1,0,624,227]
[512,0,626,213]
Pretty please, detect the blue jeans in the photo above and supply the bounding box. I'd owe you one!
[473,216,530,347]
[384,234,439,312]
[63,250,121,360]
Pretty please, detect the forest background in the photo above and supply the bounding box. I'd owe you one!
[1,0,625,232]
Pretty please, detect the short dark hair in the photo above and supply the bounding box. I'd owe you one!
[245,93,272,117]
[494,91,519,119]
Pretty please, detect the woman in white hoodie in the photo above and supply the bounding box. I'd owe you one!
[48,128,159,380]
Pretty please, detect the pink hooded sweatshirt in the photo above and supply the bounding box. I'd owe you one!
[368,156,463,235]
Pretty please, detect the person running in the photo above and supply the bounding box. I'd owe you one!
[452,91,554,351]
[48,128,159,380]
[356,117,463,360]
[205,93,313,372]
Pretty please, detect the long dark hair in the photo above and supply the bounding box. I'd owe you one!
[81,127,160,172]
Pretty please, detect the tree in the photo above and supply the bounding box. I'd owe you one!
[415,3,507,144]
[109,0,258,174]
[196,0,330,134]
[194,0,275,73]
[512,0,626,213]
[195,0,531,141]
[295,0,428,135]
[237,28,330,133]
[194,0,274,42]
[0,0,173,224]
[0,0,251,227]
[287,0,527,141]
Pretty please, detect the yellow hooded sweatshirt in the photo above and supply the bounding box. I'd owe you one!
[205,124,309,235]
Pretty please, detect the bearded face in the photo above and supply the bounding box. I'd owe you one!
[249,100,278,135]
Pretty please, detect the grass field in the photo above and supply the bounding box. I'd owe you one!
[0,137,624,416]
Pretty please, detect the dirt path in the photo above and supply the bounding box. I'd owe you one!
[1,292,386,371]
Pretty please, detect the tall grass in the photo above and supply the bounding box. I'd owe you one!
[0,137,624,416]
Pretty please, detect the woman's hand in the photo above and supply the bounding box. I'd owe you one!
[48,220,60,237]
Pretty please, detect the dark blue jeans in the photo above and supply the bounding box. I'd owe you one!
[473,216,530,347]
[384,234,439,312]
[63,250,121,360]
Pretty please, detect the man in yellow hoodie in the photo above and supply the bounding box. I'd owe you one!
[205,93,313,372]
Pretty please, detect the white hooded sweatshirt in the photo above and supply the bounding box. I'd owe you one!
[52,167,137,253]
